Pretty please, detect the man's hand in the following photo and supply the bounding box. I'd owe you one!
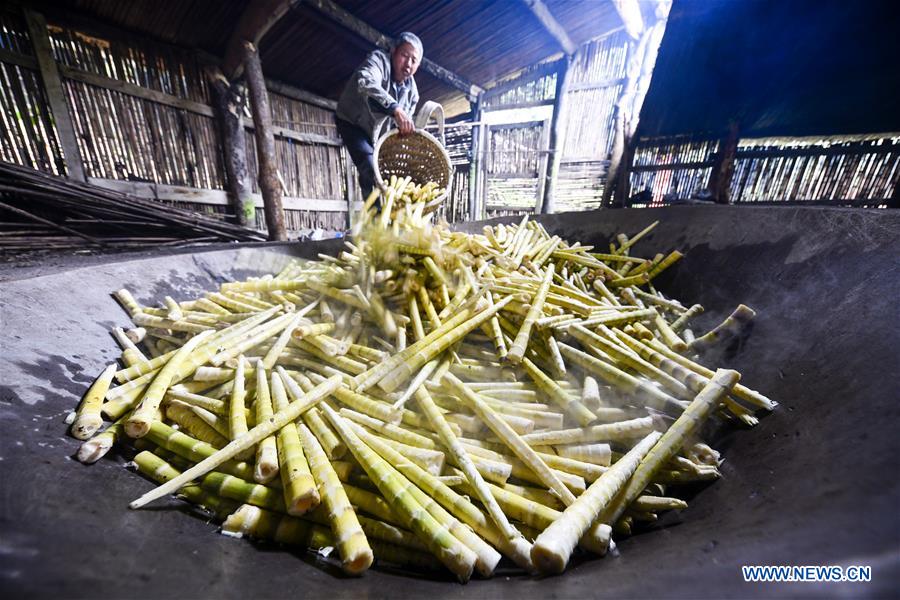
[393,107,415,136]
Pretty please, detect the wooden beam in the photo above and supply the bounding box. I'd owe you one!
[269,126,341,146]
[59,63,343,147]
[521,0,577,56]
[243,41,287,241]
[266,78,337,111]
[87,178,348,212]
[59,63,216,117]
[23,9,86,182]
[540,56,573,214]
[612,0,645,40]
[0,47,38,70]
[631,160,715,173]
[568,77,626,92]
[303,0,483,99]
[708,121,740,204]
[223,0,302,79]
[211,74,255,227]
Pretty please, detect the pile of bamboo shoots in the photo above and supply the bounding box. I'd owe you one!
[69,181,775,581]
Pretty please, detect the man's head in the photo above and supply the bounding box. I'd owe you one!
[391,32,422,83]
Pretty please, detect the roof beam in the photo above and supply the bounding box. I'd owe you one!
[521,0,577,56]
[223,0,302,79]
[612,0,645,40]
[303,0,483,100]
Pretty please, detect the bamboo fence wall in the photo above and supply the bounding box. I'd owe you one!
[475,29,630,217]
[0,10,66,175]
[483,121,546,217]
[628,134,898,207]
[730,136,899,205]
[0,8,355,235]
[543,30,629,214]
[430,122,472,223]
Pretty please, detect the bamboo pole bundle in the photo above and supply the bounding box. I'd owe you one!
[66,179,775,581]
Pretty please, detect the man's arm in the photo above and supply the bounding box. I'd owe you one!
[356,51,398,114]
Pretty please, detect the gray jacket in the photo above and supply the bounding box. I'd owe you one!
[336,49,419,142]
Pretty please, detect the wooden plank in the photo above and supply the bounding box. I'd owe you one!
[23,8,86,182]
[568,77,626,92]
[0,47,38,70]
[266,78,337,111]
[244,41,286,240]
[561,157,611,165]
[303,0,483,99]
[736,145,900,159]
[488,172,544,180]
[58,65,342,151]
[484,98,556,111]
[87,178,348,212]
[487,120,546,131]
[270,125,341,146]
[631,160,715,172]
[521,0,577,56]
[58,64,216,117]
[540,57,572,214]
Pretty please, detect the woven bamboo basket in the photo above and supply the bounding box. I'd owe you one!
[373,127,452,214]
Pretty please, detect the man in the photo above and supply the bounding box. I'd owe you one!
[336,32,422,200]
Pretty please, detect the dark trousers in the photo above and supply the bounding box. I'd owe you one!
[336,118,377,202]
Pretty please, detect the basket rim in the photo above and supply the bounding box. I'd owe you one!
[373,128,452,207]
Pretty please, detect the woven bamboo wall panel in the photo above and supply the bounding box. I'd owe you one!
[48,23,211,104]
[487,124,544,177]
[554,161,607,212]
[0,61,66,175]
[242,129,346,201]
[65,79,224,188]
[269,92,336,137]
[731,137,900,203]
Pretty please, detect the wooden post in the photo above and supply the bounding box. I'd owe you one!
[522,0,577,56]
[614,136,635,207]
[708,121,740,204]
[540,56,572,214]
[603,0,671,208]
[23,9,86,182]
[343,146,356,229]
[468,95,484,220]
[890,173,900,209]
[534,117,552,213]
[211,74,255,227]
[602,38,639,208]
[242,41,286,241]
